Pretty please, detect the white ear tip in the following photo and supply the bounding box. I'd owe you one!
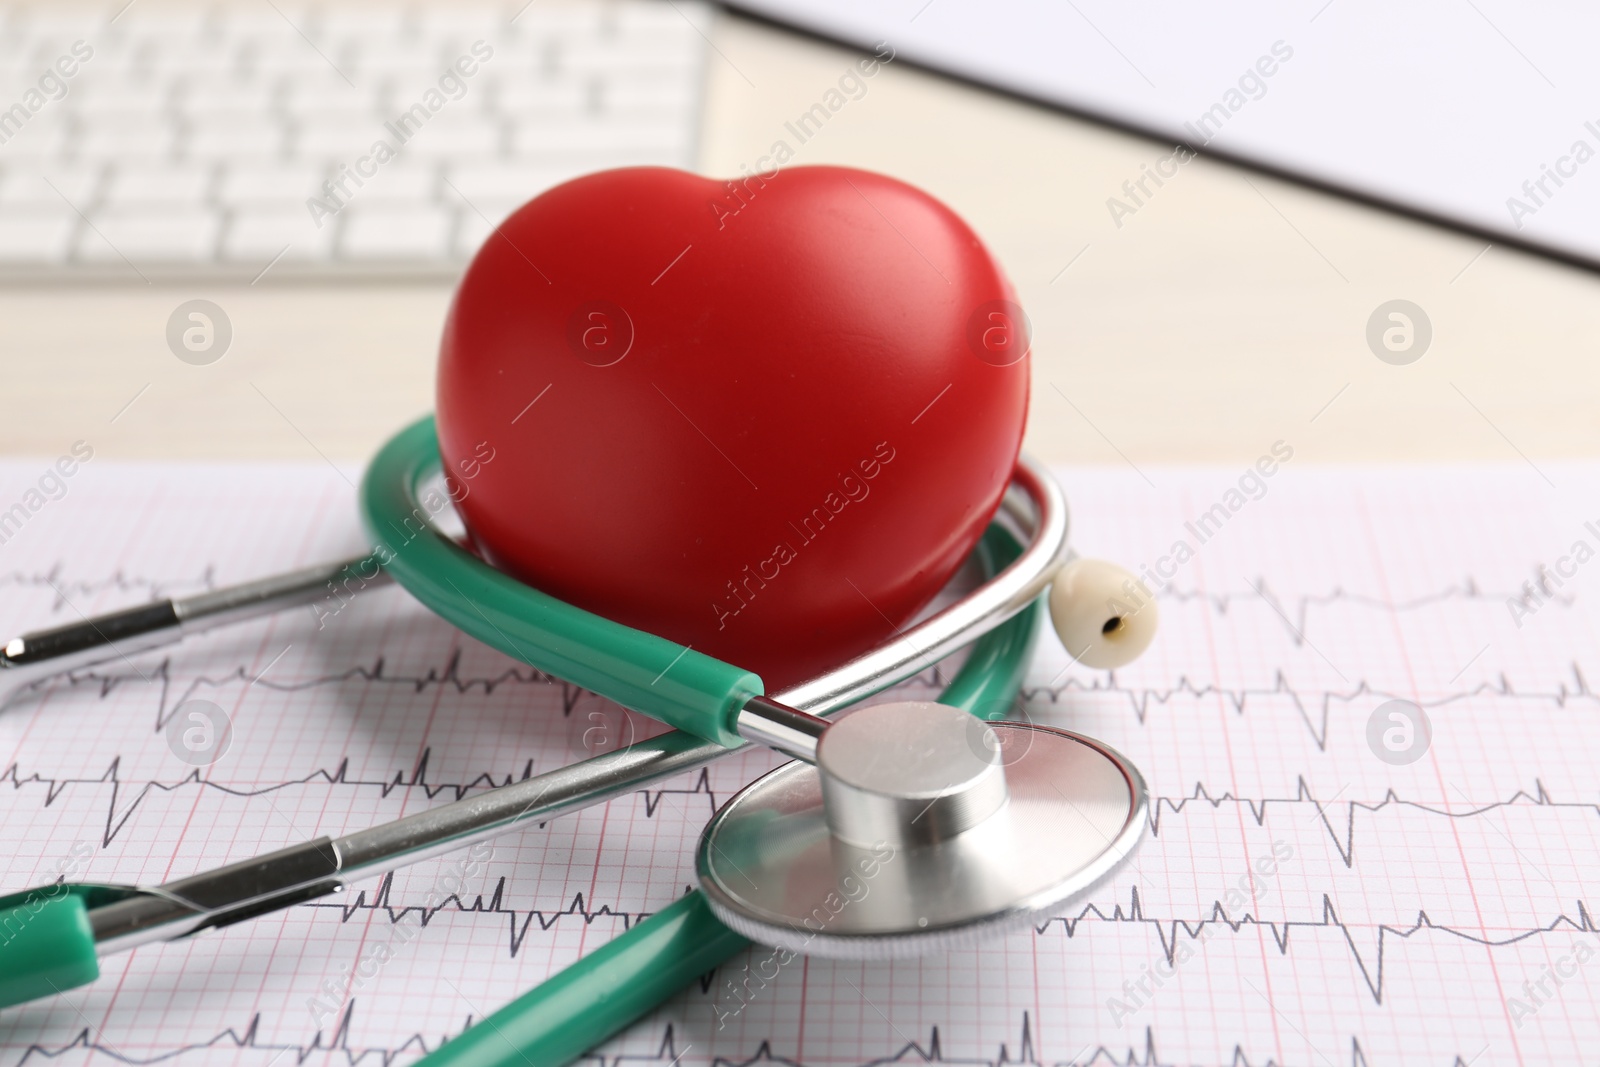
[1048,558,1159,669]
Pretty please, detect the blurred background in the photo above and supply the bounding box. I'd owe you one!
[0,0,1595,468]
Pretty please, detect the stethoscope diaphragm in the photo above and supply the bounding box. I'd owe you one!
[697,701,1147,957]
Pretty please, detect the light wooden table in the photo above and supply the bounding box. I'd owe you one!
[3,10,1597,467]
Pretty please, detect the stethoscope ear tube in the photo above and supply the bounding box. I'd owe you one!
[934,524,1048,718]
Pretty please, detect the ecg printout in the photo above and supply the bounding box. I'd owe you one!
[0,455,1597,1067]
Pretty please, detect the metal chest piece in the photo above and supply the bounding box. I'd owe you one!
[697,701,1147,957]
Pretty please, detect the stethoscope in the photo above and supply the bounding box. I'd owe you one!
[0,415,1159,1056]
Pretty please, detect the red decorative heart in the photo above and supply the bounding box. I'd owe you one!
[436,166,1029,690]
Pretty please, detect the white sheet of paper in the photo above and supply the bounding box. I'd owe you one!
[0,453,1595,1066]
[728,0,1600,267]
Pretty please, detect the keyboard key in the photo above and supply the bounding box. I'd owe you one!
[492,79,587,117]
[238,36,346,76]
[281,72,375,112]
[0,166,103,208]
[78,208,217,261]
[0,208,76,262]
[393,115,502,157]
[223,207,334,262]
[512,7,603,36]
[118,13,211,42]
[563,40,701,77]
[62,106,172,140]
[218,163,326,206]
[294,115,389,157]
[349,41,448,75]
[308,10,405,39]
[614,0,707,34]
[97,38,184,76]
[601,78,696,114]
[185,115,290,159]
[104,164,214,207]
[15,20,102,56]
[416,10,504,36]
[67,79,173,111]
[176,79,280,118]
[76,116,176,159]
[339,205,451,259]
[285,94,385,127]
[0,119,68,161]
[157,51,240,80]
[443,161,579,204]
[212,9,319,39]
[508,117,687,158]
[342,160,438,204]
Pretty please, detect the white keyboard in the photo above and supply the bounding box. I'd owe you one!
[0,1,707,279]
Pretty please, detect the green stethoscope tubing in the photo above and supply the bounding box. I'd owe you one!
[363,415,762,748]
[360,415,1043,1067]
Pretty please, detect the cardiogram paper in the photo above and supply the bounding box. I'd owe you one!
[0,454,1597,1067]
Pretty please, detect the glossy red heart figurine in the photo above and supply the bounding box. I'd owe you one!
[436,166,1029,690]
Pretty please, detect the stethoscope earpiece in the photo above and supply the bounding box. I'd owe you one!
[1049,558,1160,670]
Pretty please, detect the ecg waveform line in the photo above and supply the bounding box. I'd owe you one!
[1157,576,1571,648]
[305,872,700,955]
[0,1009,1473,1067]
[0,564,216,611]
[2,562,1560,638]
[8,690,1598,869]
[289,831,1600,1008]
[1027,662,1599,750]
[0,748,737,849]
[13,632,1599,777]
[288,848,1600,1006]
[6,636,1597,870]
[1044,886,1599,1006]
[8,1003,440,1067]
[14,687,1596,1006]
[0,647,952,847]
[21,761,1565,1002]
[1,648,959,738]
[3,648,595,733]
[1148,776,1600,867]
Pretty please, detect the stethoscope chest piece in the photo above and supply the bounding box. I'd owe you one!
[696,701,1147,958]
